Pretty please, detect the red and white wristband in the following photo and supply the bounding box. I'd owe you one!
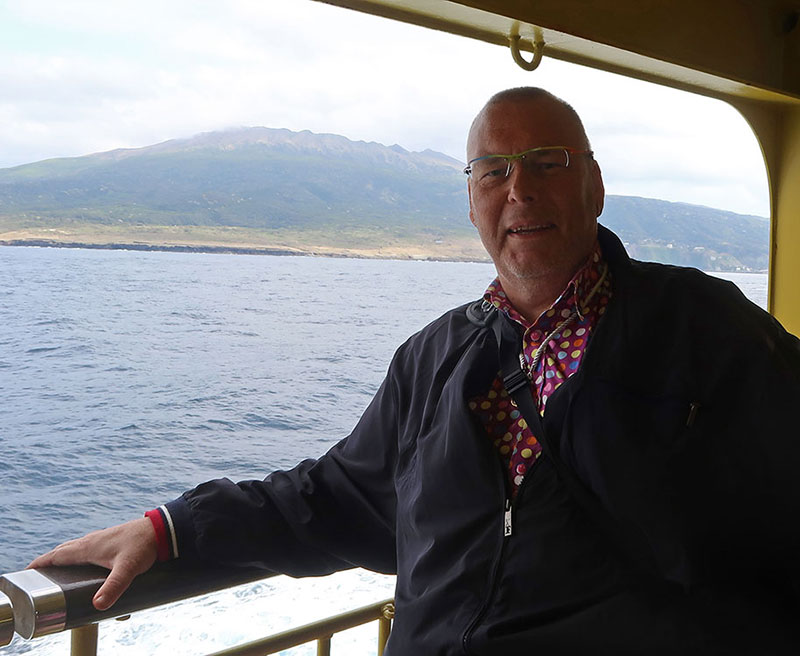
[144,506,179,562]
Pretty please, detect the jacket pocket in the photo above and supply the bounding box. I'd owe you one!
[564,378,708,585]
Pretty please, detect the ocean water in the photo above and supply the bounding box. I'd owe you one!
[0,246,497,655]
[0,246,768,654]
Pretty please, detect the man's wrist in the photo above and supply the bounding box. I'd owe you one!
[144,508,172,561]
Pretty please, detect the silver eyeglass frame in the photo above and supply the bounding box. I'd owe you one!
[463,146,593,180]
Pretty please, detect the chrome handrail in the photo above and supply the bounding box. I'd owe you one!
[0,592,12,647]
[0,562,272,639]
[0,569,67,638]
[0,564,394,655]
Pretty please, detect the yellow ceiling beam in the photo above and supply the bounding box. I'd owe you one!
[316,0,800,106]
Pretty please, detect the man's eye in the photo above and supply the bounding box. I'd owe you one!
[482,167,506,179]
[527,151,567,173]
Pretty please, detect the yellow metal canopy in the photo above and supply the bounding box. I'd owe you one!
[318,0,800,333]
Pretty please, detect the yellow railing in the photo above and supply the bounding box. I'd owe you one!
[65,598,395,656]
[205,599,394,656]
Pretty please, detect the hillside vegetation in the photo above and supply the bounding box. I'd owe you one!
[0,127,768,270]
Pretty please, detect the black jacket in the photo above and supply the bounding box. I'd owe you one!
[167,226,800,654]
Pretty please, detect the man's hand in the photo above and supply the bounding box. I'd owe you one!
[27,517,158,611]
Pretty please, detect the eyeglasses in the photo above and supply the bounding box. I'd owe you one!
[463,146,593,189]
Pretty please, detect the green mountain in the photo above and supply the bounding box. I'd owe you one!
[602,196,768,271]
[0,127,468,231]
[0,127,769,270]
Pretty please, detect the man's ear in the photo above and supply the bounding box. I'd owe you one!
[591,160,605,217]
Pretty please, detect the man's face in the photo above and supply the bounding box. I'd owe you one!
[467,97,604,288]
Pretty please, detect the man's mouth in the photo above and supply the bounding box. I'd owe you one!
[507,224,553,235]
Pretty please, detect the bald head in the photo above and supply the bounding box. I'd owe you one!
[464,87,605,321]
[467,87,591,161]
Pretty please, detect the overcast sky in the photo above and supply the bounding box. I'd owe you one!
[0,0,770,217]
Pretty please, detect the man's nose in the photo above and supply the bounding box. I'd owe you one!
[505,161,539,203]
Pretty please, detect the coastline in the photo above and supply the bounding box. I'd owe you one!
[0,227,767,272]
[0,237,492,264]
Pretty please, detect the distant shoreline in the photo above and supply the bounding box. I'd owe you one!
[0,238,487,264]
[0,238,306,257]
[0,238,768,274]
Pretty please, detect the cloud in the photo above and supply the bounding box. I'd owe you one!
[0,0,770,216]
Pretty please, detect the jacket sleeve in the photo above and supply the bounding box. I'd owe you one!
[163,366,401,577]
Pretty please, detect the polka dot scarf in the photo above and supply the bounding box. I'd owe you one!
[469,244,612,495]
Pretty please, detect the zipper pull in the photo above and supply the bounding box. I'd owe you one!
[503,499,513,537]
[686,401,701,427]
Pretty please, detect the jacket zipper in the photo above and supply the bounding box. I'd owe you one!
[461,325,559,653]
[461,449,542,653]
[461,497,511,654]
[461,449,513,655]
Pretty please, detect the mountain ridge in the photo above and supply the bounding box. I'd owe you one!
[0,127,769,271]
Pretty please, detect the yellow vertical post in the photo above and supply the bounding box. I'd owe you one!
[70,624,99,656]
[316,635,332,656]
[736,99,800,336]
[377,602,395,656]
[768,105,800,335]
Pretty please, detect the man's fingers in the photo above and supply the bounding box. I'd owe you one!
[27,553,51,569]
[28,537,109,570]
[93,568,132,611]
[27,518,159,612]
[92,551,155,611]
[28,540,83,569]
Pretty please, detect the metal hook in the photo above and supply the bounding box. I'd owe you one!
[510,31,544,71]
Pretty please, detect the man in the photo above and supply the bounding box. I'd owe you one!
[32,88,800,654]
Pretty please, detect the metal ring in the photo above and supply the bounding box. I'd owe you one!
[510,34,544,71]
